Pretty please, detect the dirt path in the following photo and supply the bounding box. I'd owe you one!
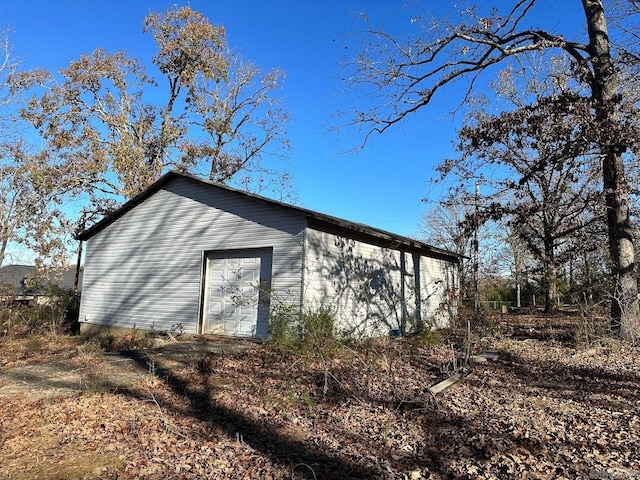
[0,358,139,399]
[0,337,257,400]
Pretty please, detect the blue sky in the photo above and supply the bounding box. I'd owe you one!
[1,0,584,244]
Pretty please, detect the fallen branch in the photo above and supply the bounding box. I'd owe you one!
[292,463,317,480]
[395,372,464,411]
[144,387,190,440]
[428,373,462,396]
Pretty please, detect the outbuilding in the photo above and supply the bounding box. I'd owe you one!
[77,171,460,339]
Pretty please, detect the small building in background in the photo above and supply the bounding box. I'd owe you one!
[0,264,82,306]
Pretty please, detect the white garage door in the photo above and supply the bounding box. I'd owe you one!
[202,250,272,337]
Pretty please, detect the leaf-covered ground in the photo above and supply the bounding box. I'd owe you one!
[0,315,639,479]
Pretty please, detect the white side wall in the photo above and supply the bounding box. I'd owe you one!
[79,178,305,334]
[416,253,459,329]
[303,228,458,338]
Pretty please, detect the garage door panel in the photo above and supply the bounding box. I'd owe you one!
[242,270,256,282]
[209,301,223,314]
[210,285,224,297]
[202,250,272,338]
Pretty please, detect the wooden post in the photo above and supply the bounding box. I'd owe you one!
[73,240,83,292]
[473,181,480,314]
[73,215,86,293]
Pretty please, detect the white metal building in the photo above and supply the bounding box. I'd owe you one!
[77,172,460,338]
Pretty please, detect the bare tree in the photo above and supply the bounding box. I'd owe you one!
[0,29,16,128]
[342,0,640,340]
[444,65,610,312]
[417,203,472,297]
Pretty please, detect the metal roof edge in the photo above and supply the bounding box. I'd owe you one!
[75,172,179,241]
[75,171,461,262]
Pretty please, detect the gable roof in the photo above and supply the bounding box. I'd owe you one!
[0,265,36,293]
[0,264,83,294]
[76,171,460,262]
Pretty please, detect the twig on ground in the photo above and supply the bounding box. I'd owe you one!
[292,462,317,480]
[143,387,190,440]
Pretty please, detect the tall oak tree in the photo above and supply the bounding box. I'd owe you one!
[15,6,292,221]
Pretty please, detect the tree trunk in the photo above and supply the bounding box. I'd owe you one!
[0,238,6,268]
[73,240,83,292]
[583,0,640,340]
[544,264,557,314]
[583,250,593,305]
[543,240,557,314]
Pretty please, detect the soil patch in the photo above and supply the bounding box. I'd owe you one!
[0,336,257,400]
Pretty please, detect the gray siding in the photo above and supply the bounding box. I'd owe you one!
[79,177,306,334]
[303,227,459,338]
[415,253,459,329]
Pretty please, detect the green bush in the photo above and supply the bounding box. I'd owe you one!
[44,285,81,335]
[300,305,334,344]
[268,304,337,355]
[415,329,443,349]
[267,302,301,351]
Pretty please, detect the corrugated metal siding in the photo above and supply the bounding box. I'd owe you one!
[303,228,458,337]
[79,178,305,334]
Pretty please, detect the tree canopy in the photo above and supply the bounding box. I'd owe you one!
[441,65,612,312]
[13,5,292,221]
[0,29,71,269]
[0,6,293,273]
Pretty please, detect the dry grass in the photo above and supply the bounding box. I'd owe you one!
[3,435,124,480]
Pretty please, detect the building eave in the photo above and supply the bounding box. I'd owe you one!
[75,171,461,263]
